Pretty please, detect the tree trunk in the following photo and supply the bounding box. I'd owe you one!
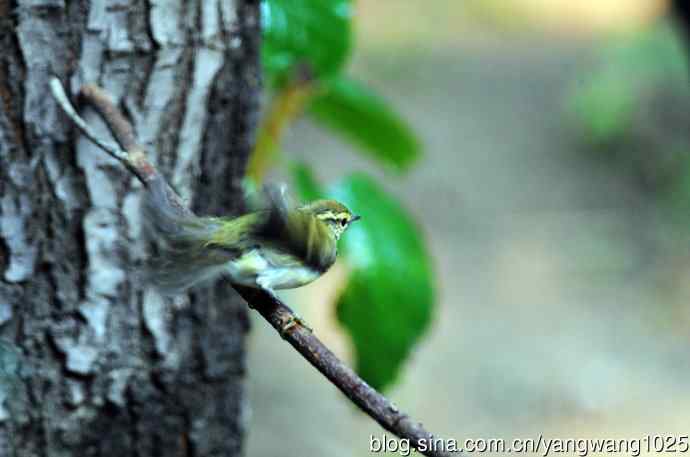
[0,1,260,455]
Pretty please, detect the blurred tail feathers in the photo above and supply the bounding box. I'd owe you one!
[142,180,291,294]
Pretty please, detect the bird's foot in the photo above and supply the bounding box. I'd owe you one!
[255,284,313,337]
[279,313,313,338]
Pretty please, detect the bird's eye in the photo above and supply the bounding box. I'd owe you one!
[340,219,347,227]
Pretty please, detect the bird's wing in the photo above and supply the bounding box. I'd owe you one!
[263,209,337,273]
[206,189,337,272]
[205,212,267,254]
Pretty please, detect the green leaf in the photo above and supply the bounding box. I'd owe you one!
[330,174,435,391]
[261,0,353,87]
[309,76,422,172]
[290,161,324,201]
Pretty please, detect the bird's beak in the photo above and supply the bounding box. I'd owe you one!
[351,215,361,222]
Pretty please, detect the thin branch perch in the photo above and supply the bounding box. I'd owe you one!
[235,285,454,456]
[50,77,455,457]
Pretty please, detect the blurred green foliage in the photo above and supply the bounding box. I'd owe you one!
[261,0,435,391]
[261,0,421,172]
[568,22,689,144]
[568,21,690,206]
[566,19,690,254]
[261,0,352,87]
[309,76,421,172]
[291,162,323,202]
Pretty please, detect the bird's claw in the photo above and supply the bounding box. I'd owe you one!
[255,285,313,337]
[279,313,313,338]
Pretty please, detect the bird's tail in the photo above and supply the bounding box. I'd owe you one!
[141,178,289,294]
[141,178,231,294]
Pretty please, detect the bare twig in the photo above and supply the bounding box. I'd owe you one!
[49,77,455,457]
[49,79,127,161]
[79,84,141,153]
[234,285,453,457]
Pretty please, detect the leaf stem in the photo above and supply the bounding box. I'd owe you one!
[246,70,317,183]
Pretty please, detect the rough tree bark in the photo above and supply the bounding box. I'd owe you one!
[0,1,260,455]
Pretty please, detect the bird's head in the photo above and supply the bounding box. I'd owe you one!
[298,199,361,240]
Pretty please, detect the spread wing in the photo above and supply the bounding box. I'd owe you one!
[258,204,337,273]
[238,183,338,272]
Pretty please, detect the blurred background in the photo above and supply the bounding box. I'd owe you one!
[247,0,690,455]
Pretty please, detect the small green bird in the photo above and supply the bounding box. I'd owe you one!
[144,184,360,294]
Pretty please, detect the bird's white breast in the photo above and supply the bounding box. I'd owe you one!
[226,249,321,290]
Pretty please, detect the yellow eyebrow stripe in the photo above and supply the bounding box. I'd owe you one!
[316,211,351,222]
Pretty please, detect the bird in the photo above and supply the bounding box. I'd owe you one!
[143,183,360,295]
